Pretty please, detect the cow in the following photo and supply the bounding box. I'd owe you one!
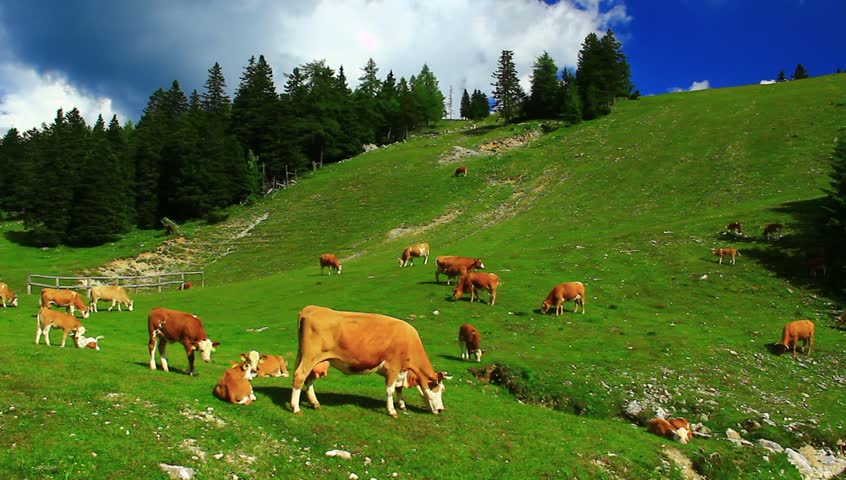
[777,319,814,359]
[454,166,468,177]
[319,254,342,275]
[213,351,261,405]
[646,417,692,444]
[88,285,134,312]
[712,248,739,265]
[256,354,289,378]
[180,281,193,290]
[40,288,90,318]
[807,255,829,277]
[0,282,18,308]
[453,272,500,306]
[725,222,743,236]
[435,255,485,285]
[290,305,447,418]
[35,307,84,347]
[540,282,586,315]
[398,243,430,267]
[147,307,220,376]
[458,323,483,362]
[73,326,104,351]
[762,223,783,241]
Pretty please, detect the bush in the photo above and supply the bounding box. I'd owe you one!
[205,210,229,225]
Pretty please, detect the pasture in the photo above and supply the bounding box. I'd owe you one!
[1,74,845,479]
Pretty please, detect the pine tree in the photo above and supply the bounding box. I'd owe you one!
[201,62,231,115]
[777,70,787,82]
[459,89,471,120]
[792,64,809,80]
[106,115,135,226]
[412,64,446,126]
[377,70,401,142]
[0,128,25,214]
[824,132,846,290]
[133,89,166,228]
[397,77,418,139]
[576,29,633,120]
[491,50,524,124]
[525,51,560,119]
[559,68,582,124]
[354,58,381,146]
[470,90,491,120]
[232,55,281,182]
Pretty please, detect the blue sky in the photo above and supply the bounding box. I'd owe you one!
[0,0,843,132]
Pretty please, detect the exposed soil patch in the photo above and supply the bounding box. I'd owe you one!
[478,130,540,154]
[664,447,704,480]
[386,211,461,241]
[439,146,483,165]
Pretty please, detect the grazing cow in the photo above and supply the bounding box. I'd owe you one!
[454,166,468,177]
[290,305,447,417]
[540,282,586,315]
[762,223,783,240]
[458,323,483,362]
[147,307,220,376]
[725,222,743,236]
[319,253,342,275]
[213,351,261,405]
[180,281,193,290]
[40,288,90,318]
[712,248,739,265]
[807,255,829,277]
[778,319,815,359]
[88,285,134,312]
[646,417,692,444]
[435,255,485,285]
[73,326,104,351]
[398,243,430,267]
[35,307,84,347]
[453,272,500,306]
[0,282,18,308]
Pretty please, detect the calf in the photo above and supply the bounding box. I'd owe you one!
[213,351,261,405]
[712,248,739,265]
[646,417,692,444]
[319,253,342,275]
[435,255,485,285]
[453,272,500,306]
[398,243,430,267]
[148,307,220,376]
[541,282,586,315]
[725,222,743,236]
[40,288,90,318]
[180,281,193,290]
[256,354,289,377]
[0,282,18,308]
[454,166,468,177]
[88,285,134,312]
[73,326,104,351]
[778,319,814,359]
[762,223,783,241]
[458,323,483,362]
[35,307,84,347]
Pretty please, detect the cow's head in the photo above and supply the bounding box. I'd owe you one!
[127,300,134,312]
[194,339,221,362]
[472,349,483,362]
[540,301,552,314]
[10,296,18,307]
[474,259,485,269]
[239,351,261,379]
[423,372,450,414]
[672,427,690,444]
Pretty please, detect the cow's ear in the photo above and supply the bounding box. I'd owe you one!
[212,341,221,348]
[239,353,247,362]
[192,344,198,351]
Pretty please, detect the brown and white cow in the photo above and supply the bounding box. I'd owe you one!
[454,166,468,177]
[213,351,261,405]
[398,243,430,267]
[35,307,84,347]
[762,223,783,241]
[712,248,739,265]
[453,272,500,306]
[319,254,342,275]
[0,282,18,308]
[40,288,90,318]
[255,354,289,378]
[88,285,134,312]
[435,255,485,285]
[290,305,447,417]
[540,282,586,315]
[725,222,743,236]
[646,417,692,444]
[73,326,104,351]
[458,323,483,362]
[778,319,815,359]
[147,307,220,376]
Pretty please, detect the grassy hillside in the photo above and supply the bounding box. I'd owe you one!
[1,74,845,479]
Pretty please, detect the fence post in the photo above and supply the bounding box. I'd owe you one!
[27,275,31,295]
[158,276,162,293]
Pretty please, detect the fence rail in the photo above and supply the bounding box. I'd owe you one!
[27,271,204,294]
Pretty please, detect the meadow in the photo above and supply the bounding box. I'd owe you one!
[1,74,845,479]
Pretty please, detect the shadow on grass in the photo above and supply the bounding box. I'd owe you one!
[460,125,499,137]
[4,229,47,248]
[253,385,431,414]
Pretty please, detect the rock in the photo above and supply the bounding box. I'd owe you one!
[625,400,643,419]
[758,439,784,453]
[726,429,742,440]
[159,463,195,480]
[785,448,814,478]
[325,449,352,460]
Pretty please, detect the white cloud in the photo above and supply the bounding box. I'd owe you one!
[0,63,126,133]
[669,80,710,93]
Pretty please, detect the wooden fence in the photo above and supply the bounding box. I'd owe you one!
[26,271,204,294]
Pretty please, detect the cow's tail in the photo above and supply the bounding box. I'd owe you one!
[294,309,306,369]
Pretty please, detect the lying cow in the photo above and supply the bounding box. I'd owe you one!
[541,282,586,315]
[435,255,485,285]
[319,253,342,275]
[290,305,447,417]
[0,282,18,308]
[646,417,692,444]
[73,326,104,351]
[712,248,739,265]
[398,243,430,267]
[762,223,783,241]
[725,222,743,236]
[41,288,90,318]
[148,307,220,376]
[213,351,261,405]
[35,307,84,347]
[777,319,814,359]
[88,285,134,312]
[458,323,483,362]
[255,354,329,380]
[453,272,500,306]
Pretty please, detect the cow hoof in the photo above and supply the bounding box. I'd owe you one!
[389,412,399,418]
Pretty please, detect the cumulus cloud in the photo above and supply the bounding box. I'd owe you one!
[669,80,710,93]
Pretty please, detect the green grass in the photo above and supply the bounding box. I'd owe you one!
[1,74,845,479]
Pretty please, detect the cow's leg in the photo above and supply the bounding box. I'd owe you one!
[395,371,409,411]
[35,325,44,345]
[186,349,197,376]
[291,362,317,413]
[91,299,98,313]
[490,287,496,306]
[148,336,159,370]
[108,299,117,312]
[158,341,170,372]
[385,371,400,417]
[60,329,70,347]
[424,254,429,265]
[44,325,52,346]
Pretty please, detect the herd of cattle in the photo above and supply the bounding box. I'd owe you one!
[2,227,843,443]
